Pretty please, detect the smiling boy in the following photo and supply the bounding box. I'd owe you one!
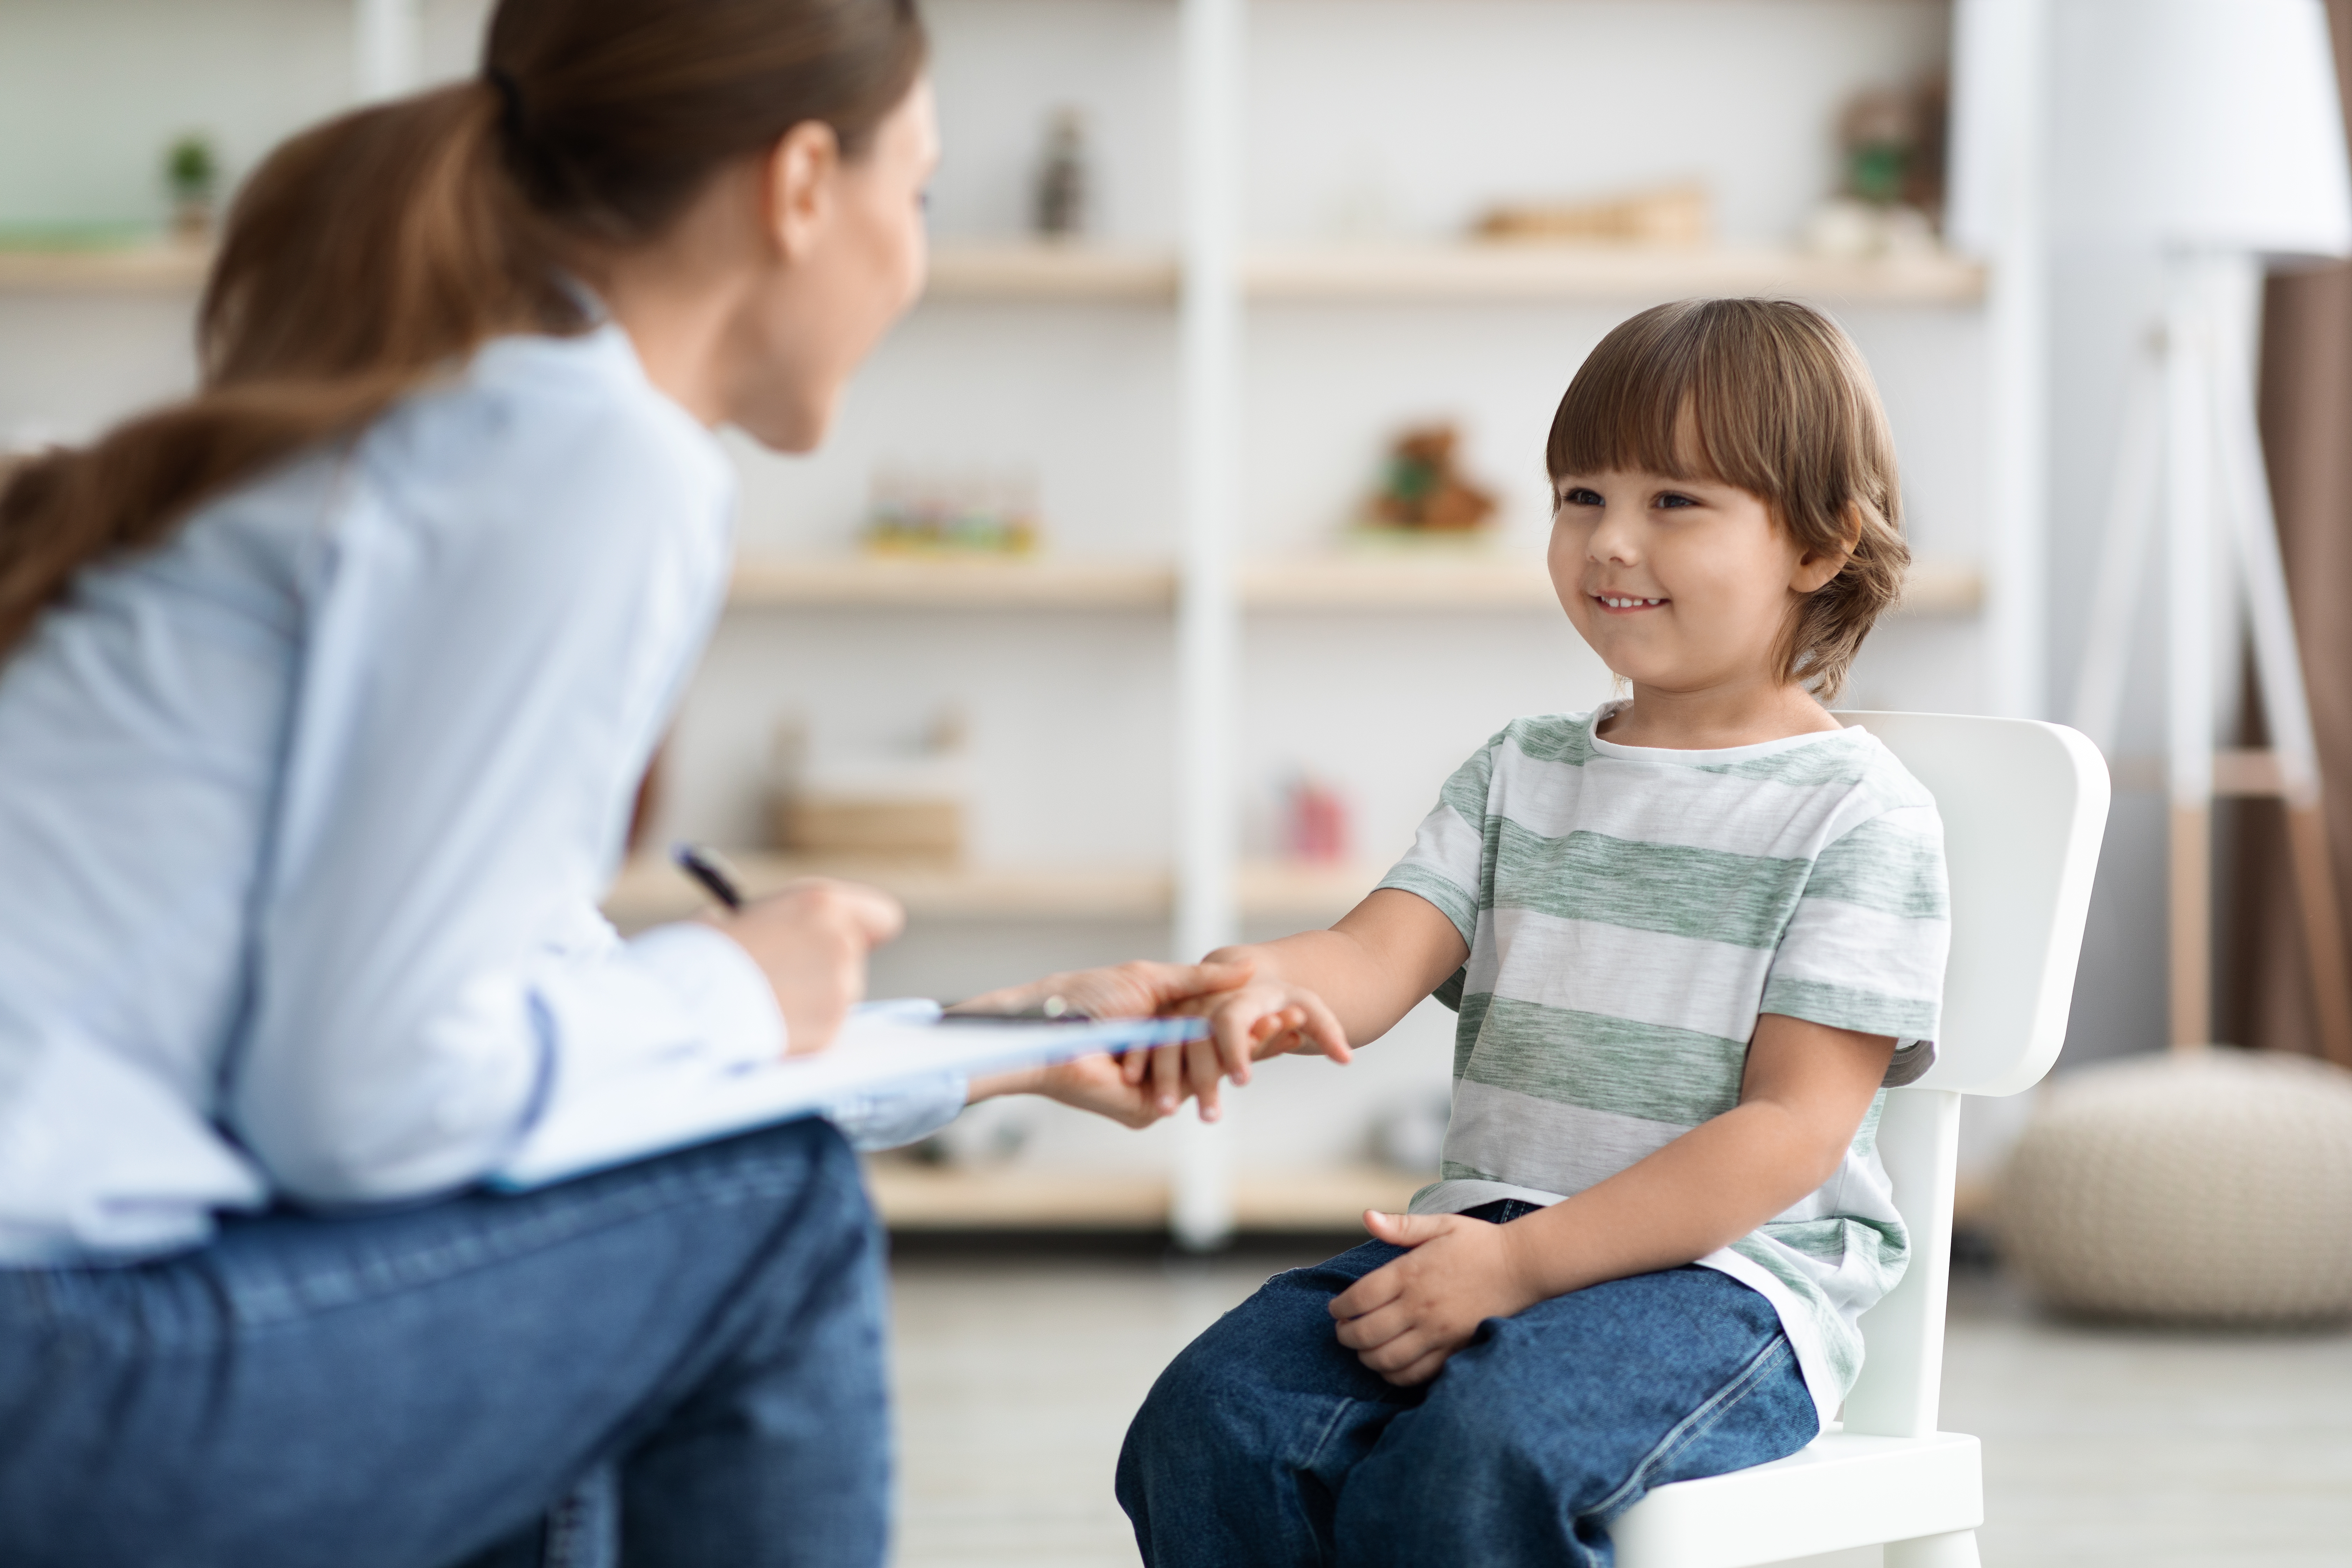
[1115,299,1952,1568]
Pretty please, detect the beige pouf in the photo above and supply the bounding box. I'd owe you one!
[1997,1048,2352,1323]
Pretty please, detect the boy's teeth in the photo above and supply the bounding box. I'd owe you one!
[1600,595,1661,608]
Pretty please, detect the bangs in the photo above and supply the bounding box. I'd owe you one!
[1544,298,1835,512]
[1546,304,1721,484]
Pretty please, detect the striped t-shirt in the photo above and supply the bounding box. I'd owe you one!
[1377,705,1950,1421]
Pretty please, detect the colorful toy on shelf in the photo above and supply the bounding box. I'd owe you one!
[164,133,219,243]
[1356,423,1497,538]
[1282,775,1350,865]
[1032,106,1089,240]
[1802,76,1948,260]
[1471,181,1710,247]
[768,712,968,866]
[861,465,1041,556]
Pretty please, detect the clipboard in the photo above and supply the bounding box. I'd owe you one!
[490,1000,1208,1191]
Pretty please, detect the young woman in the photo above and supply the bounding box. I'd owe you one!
[0,3,1224,1563]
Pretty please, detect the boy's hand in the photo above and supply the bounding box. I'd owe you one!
[959,959,1256,1124]
[1328,1211,1545,1387]
[1120,979,1353,1121]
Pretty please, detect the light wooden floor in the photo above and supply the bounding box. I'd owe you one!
[889,1244,2352,1568]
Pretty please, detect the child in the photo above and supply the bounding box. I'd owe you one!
[1116,298,1949,1568]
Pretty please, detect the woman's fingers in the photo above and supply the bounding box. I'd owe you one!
[1150,1037,1185,1114]
[1188,1041,1225,1121]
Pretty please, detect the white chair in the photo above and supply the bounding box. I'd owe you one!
[1612,713,2112,1568]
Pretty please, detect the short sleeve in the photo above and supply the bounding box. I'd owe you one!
[1374,733,1501,949]
[1759,803,1950,1043]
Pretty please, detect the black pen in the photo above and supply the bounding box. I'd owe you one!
[937,994,1092,1024]
[673,842,746,911]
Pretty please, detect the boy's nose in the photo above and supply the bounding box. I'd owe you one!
[1587,509,1643,564]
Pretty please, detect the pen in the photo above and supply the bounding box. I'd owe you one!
[673,842,746,911]
[937,994,1091,1024]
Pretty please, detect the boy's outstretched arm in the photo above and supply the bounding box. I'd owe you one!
[1330,1013,1897,1387]
[1125,889,1471,1119]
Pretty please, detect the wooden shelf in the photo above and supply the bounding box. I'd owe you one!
[865,1158,1427,1233]
[604,855,1172,930]
[924,242,1180,303]
[727,553,1981,615]
[1900,558,1984,616]
[602,854,1381,930]
[1246,243,1987,305]
[0,240,1982,308]
[1241,553,1558,610]
[0,243,209,292]
[729,554,1175,609]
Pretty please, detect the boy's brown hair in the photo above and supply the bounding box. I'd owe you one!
[1546,297,1907,702]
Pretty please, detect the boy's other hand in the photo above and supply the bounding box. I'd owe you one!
[1328,1211,1544,1386]
[1120,979,1353,1121]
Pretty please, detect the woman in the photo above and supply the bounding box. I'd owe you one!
[0,3,1227,1563]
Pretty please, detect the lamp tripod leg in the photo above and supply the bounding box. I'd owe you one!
[2210,273,2352,1068]
[2171,799,2213,1051]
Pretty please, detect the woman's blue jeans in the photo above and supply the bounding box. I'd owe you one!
[0,1118,889,1568]
[1116,1203,1820,1568]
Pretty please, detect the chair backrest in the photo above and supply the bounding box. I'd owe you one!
[1841,712,2112,1097]
[1834,713,2110,1437]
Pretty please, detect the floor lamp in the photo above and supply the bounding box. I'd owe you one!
[1999,0,2352,1323]
[2063,0,2352,1066]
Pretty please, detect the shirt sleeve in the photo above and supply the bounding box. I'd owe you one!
[1374,732,1500,949]
[1759,802,1951,1044]
[823,1071,971,1152]
[223,362,766,1205]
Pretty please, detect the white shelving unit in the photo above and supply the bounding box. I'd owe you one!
[0,0,2048,1242]
[719,550,1986,615]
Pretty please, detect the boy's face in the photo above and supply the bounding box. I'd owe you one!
[1547,467,1844,699]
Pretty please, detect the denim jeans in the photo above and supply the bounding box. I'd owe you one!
[1116,1202,1819,1568]
[0,1117,888,1568]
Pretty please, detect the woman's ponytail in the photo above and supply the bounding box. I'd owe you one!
[0,0,926,659]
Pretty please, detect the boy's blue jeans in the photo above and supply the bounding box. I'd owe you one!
[1117,1201,1820,1568]
[0,1118,888,1568]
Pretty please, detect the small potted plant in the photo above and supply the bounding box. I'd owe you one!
[164,133,219,244]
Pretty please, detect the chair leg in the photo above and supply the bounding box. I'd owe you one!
[1884,1529,1981,1568]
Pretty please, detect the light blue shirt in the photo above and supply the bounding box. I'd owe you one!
[0,326,964,1265]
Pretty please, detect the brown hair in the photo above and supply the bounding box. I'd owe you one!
[0,0,926,658]
[1546,297,1907,702]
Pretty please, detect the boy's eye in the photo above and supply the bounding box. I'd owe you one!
[1557,487,1604,509]
[1654,491,1698,510]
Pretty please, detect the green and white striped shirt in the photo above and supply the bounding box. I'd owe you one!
[1378,705,1949,1421]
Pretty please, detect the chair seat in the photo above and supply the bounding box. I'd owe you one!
[1612,1429,1984,1568]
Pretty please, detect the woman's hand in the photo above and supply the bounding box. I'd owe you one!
[700,878,904,1055]
[953,958,1254,1025]
[1329,1211,1545,1387]
[960,959,1257,1125]
[1120,978,1352,1122]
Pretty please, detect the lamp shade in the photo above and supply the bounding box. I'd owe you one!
[2047,0,2352,260]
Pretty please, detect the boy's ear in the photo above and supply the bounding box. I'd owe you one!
[1790,506,1863,594]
